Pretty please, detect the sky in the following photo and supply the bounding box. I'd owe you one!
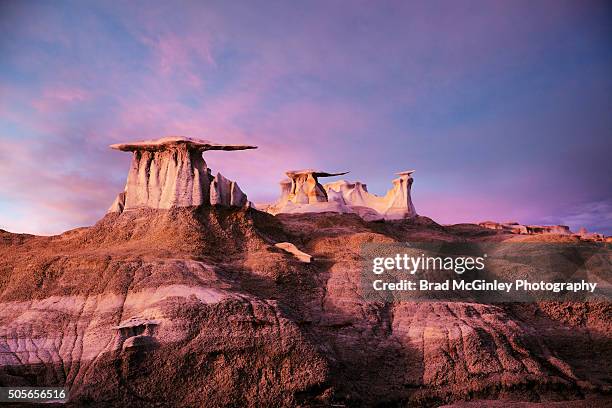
[0,0,611,235]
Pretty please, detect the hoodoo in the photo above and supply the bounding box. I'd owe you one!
[267,169,417,221]
[285,169,349,204]
[267,169,351,215]
[107,136,256,213]
[325,170,417,220]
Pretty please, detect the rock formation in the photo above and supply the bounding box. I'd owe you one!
[324,170,417,220]
[266,170,352,215]
[267,169,417,221]
[284,169,349,204]
[107,136,255,213]
[274,242,313,263]
[210,172,248,207]
[479,221,572,236]
[576,227,607,242]
[1,209,610,406]
[1,138,610,406]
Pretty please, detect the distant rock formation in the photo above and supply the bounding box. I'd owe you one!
[479,221,572,235]
[576,227,607,242]
[478,221,612,241]
[267,169,417,221]
[108,136,255,213]
[284,169,349,204]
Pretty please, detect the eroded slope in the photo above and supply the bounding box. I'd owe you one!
[0,209,609,407]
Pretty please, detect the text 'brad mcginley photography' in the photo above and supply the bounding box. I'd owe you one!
[360,242,611,303]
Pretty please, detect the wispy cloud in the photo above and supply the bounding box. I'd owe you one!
[541,201,612,235]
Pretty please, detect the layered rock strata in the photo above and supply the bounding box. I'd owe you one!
[108,136,255,213]
[479,222,611,242]
[479,221,572,235]
[2,211,609,406]
[267,169,417,221]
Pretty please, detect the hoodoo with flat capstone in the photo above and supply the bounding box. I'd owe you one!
[285,169,349,204]
[267,169,417,221]
[267,169,351,215]
[108,136,256,213]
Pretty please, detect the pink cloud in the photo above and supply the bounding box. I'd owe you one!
[31,86,90,113]
[0,138,121,235]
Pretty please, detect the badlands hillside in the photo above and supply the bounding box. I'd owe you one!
[0,137,610,407]
[0,207,610,407]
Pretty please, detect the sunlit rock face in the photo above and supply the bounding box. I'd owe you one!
[324,170,417,220]
[210,172,248,207]
[268,169,417,221]
[278,179,292,204]
[267,170,352,215]
[479,221,573,236]
[107,136,255,213]
[284,169,349,204]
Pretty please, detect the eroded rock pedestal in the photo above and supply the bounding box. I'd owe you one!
[325,170,417,220]
[267,170,352,215]
[267,169,417,221]
[285,169,349,204]
[108,136,255,213]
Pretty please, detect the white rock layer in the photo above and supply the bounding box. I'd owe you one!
[274,242,313,263]
[338,170,416,220]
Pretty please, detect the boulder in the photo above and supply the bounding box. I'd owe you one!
[274,242,313,263]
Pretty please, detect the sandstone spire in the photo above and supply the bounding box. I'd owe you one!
[107,136,256,213]
[381,170,416,219]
